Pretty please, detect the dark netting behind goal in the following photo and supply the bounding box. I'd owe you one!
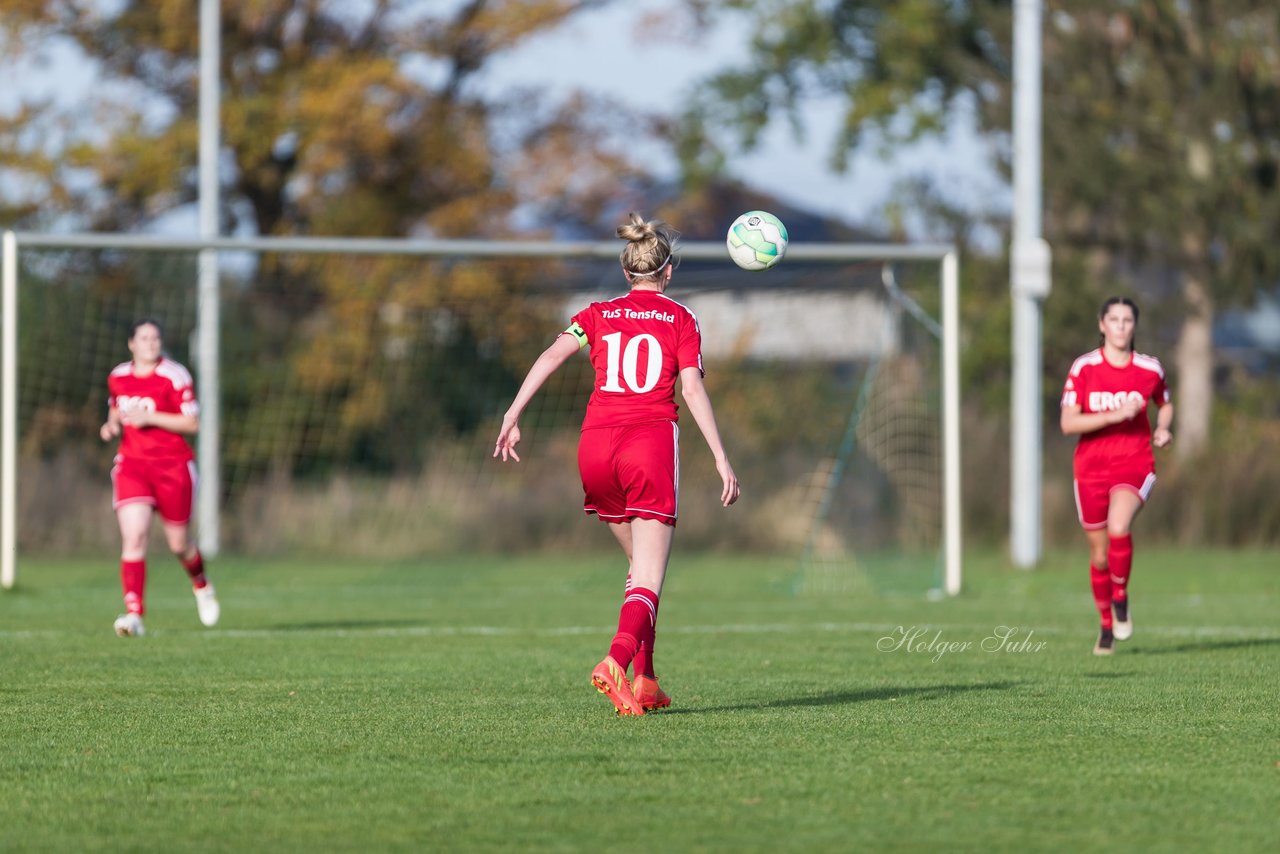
[6,244,945,591]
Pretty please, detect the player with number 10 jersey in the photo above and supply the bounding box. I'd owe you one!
[566,288,704,526]
[568,291,703,430]
[494,212,739,717]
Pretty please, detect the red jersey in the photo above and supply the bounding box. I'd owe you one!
[107,358,199,462]
[1061,348,1169,474]
[564,289,704,429]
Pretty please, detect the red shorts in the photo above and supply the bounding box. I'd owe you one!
[578,421,679,526]
[1073,463,1156,530]
[111,456,198,525]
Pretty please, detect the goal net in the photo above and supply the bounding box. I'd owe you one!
[1,235,959,594]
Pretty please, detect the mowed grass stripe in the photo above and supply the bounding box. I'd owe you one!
[1,550,1277,852]
[3,620,1279,641]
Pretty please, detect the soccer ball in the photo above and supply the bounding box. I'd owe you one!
[726,210,789,271]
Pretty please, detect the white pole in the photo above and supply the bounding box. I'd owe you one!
[2,232,17,589]
[942,252,962,595]
[11,234,957,260]
[197,0,221,556]
[1010,0,1051,568]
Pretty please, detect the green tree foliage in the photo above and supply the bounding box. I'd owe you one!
[2,0,622,236]
[1038,3,1280,458]
[673,0,1007,178]
[678,1,1280,458]
[0,0,644,479]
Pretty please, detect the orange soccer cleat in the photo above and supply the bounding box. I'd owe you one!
[632,675,671,711]
[590,656,644,716]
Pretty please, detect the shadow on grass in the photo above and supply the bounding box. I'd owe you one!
[662,680,1021,715]
[1128,636,1280,656]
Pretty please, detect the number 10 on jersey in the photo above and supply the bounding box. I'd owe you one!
[600,332,662,394]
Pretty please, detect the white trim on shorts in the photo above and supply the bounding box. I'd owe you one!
[672,421,680,517]
[1075,472,1157,529]
[625,421,680,521]
[624,507,677,519]
[1111,471,1156,503]
[113,496,157,511]
[159,459,199,525]
[586,508,627,520]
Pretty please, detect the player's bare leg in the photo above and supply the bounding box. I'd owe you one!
[165,521,218,627]
[1107,490,1144,642]
[607,520,634,564]
[627,518,673,596]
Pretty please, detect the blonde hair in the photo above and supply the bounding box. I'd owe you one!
[617,212,678,281]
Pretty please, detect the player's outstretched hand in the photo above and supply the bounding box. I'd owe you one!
[493,416,522,463]
[99,420,120,442]
[1152,427,1173,448]
[716,457,740,507]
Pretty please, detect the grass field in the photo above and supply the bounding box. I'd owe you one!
[1,548,1277,852]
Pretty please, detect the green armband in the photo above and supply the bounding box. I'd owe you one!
[565,321,588,350]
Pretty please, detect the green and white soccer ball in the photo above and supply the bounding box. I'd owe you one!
[726,210,789,271]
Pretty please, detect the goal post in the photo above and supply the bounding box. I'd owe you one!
[2,231,16,590]
[1,231,960,595]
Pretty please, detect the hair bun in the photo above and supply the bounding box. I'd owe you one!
[616,212,678,281]
[616,211,655,243]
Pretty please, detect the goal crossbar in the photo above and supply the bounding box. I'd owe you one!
[1,231,961,595]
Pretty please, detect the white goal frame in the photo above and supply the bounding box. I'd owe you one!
[1,231,961,594]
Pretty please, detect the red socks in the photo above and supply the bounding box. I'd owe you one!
[608,586,659,673]
[634,642,655,679]
[1108,534,1133,602]
[120,552,208,615]
[622,573,656,677]
[1090,564,1113,629]
[1090,534,1134,627]
[634,608,660,680]
[181,550,208,589]
[121,559,146,615]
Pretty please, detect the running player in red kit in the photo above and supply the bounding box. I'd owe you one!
[100,319,219,636]
[1060,297,1173,655]
[494,212,740,715]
